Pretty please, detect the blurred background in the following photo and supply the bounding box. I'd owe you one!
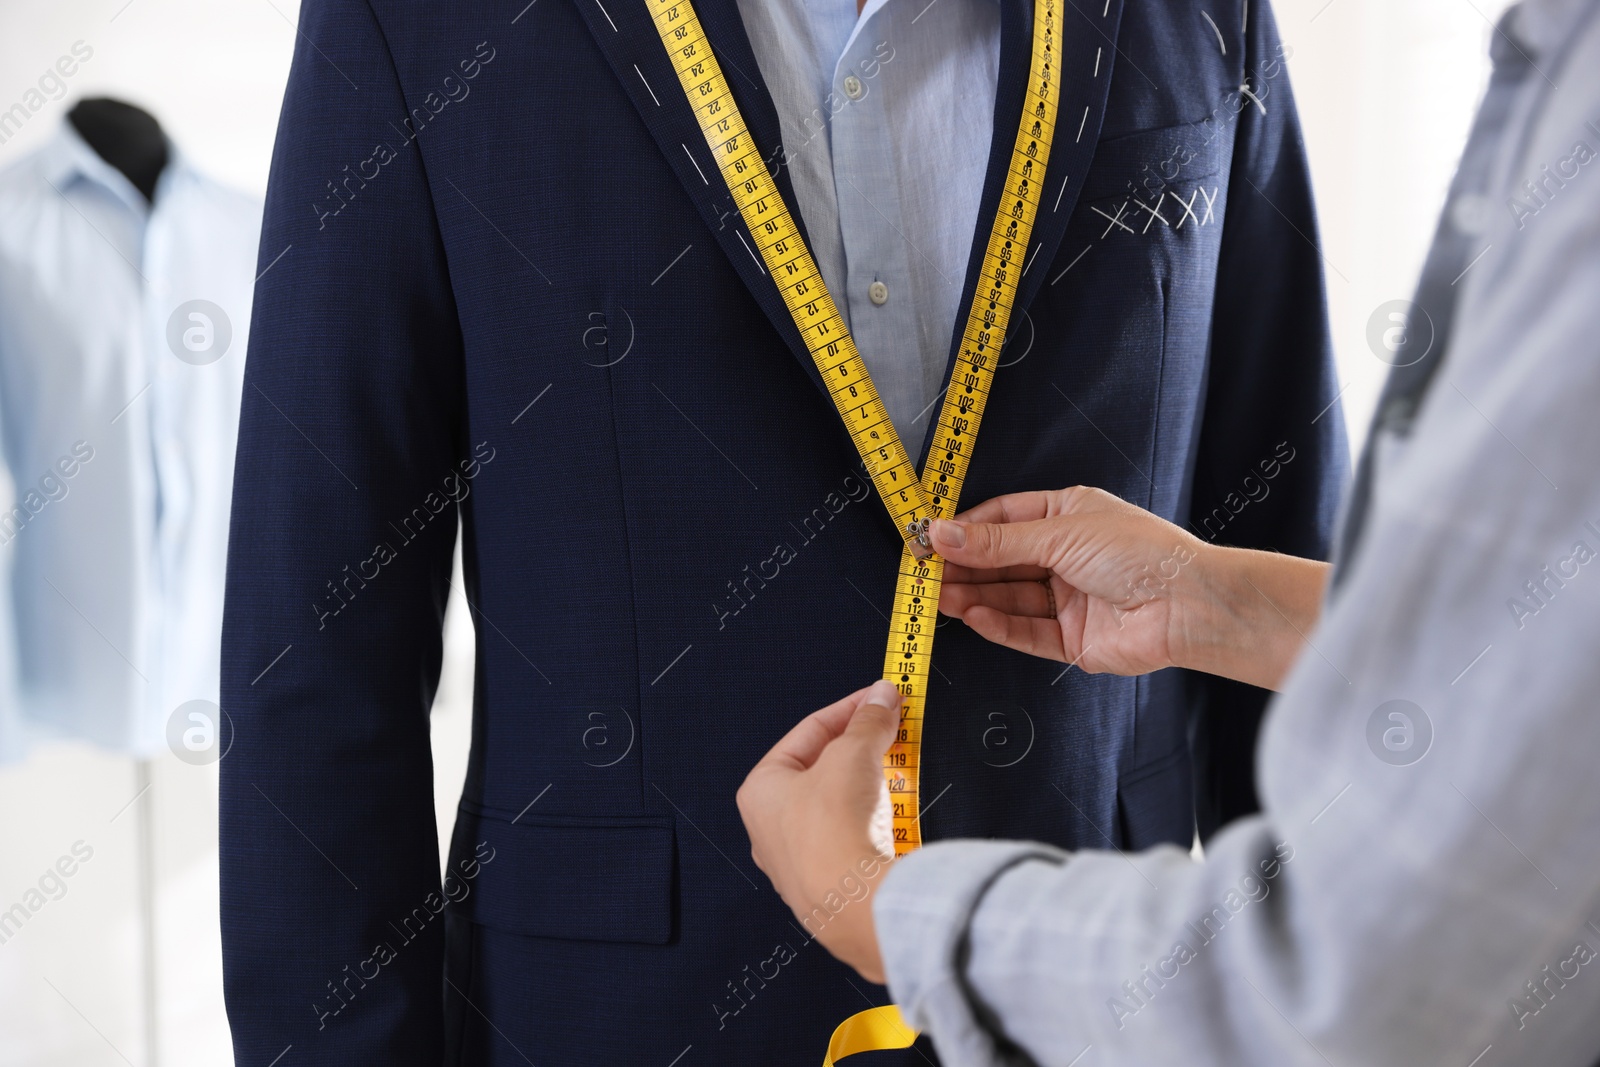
[0,0,1514,1062]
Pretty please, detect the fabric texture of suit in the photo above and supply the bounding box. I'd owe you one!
[219,0,1347,1062]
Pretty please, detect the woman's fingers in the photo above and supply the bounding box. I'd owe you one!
[939,560,1051,585]
[940,578,1057,619]
[960,605,1068,662]
[757,681,893,772]
[930,516,1064,573]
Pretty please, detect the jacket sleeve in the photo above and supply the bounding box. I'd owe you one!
[1186,0,1349,837]
[219,0,465,1062]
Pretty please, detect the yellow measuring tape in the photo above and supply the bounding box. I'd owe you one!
[646,0,1059,1056]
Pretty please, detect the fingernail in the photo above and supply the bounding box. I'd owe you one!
[932,519,966,548]
[865,679,901,709]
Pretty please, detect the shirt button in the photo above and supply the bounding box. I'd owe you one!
[843,74,864,100]
[868,280,889,305]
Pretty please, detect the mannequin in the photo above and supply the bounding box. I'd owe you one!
[67,97,168,203]
[67,97,168,1067]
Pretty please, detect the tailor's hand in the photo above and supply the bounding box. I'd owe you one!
[932,487,1202,676]
[737,679,903,984]
[931,487,1328,691]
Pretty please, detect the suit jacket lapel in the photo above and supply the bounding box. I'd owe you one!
[576,0,1127,433]
[572,0,831,394]
[917,0,1126,465]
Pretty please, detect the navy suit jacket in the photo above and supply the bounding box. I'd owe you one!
[219,0,1347,1062]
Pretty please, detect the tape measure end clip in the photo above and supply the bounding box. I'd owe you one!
[905,517,936,559]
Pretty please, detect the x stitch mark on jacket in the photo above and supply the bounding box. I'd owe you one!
[1089,185,1219,238]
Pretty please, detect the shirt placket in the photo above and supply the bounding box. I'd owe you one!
[829,6,926,448]
[137,195,172,748]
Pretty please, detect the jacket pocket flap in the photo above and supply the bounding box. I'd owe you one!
[448,802,675,945]
[1079,120,1228,207]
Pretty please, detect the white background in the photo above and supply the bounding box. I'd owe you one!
[0,0,1511,1062]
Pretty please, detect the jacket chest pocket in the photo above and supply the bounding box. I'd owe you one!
[1072,119,1231,250]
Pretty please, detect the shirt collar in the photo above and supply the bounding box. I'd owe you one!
[35,116,190,215]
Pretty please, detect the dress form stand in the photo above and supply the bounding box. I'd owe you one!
[68,98,168,202]
[68,96,168,1067]
[132,760,158,1067]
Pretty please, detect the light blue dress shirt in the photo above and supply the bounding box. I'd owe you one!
[0,121,260,758]
[735,0,1003,447]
